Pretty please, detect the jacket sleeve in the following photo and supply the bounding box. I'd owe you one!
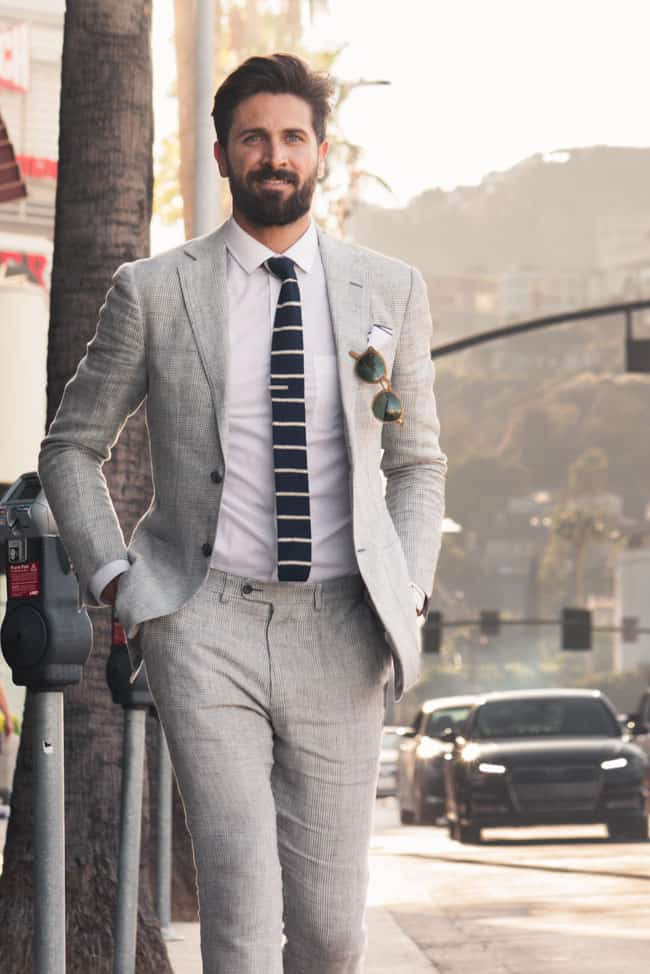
[380,266,447,599]
[38,262,147,605]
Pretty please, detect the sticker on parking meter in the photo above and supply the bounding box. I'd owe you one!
[8,561,40,598]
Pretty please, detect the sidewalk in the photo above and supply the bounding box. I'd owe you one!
[165,904,435,973]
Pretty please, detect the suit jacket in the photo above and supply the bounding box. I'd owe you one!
[38,222,447,700]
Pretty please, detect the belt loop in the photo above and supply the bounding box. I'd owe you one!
[314,583,322,611]
[217,569,230,603]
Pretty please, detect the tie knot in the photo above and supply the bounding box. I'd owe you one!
[264,256,296,281]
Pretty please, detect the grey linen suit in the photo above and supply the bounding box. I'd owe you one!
[38,222,446,972]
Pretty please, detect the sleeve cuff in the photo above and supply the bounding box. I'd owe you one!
[90,560,131,605]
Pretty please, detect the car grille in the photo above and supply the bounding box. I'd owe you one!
[509,764,600,813]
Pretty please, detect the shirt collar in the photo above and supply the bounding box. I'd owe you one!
[224,215,318,275]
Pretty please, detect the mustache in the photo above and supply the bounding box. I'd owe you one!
[250,167,298,186]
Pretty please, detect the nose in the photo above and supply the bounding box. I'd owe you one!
[263,134,288,170]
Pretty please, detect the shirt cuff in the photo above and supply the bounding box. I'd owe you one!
[409,581,427,615]
[90,560,131,605]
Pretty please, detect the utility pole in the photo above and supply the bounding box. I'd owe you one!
[193,0,219,236]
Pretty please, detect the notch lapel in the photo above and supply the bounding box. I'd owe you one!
[177,226,230,458]
[318,228,369,471]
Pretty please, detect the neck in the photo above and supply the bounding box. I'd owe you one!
[231,209,311,253]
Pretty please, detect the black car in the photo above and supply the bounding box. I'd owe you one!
[397,695,476,825]
[443,688,650,844]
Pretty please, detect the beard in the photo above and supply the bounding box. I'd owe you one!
[227,160,319,227]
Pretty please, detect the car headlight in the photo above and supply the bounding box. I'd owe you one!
[460,743,481,763]
[477,762,507,775]
[601,754,644,776]
[418,738,441,760]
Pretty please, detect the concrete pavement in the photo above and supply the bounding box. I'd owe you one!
[165,902,436,974]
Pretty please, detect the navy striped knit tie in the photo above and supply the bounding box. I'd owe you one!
[264,255,312,581]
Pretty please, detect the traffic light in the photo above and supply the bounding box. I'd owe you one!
[421,610,442,654]
[479,610,501,637]
[626,334,650,372]
[622,616,639,643]
[562,607,592,650]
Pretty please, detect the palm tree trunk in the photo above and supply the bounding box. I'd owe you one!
[0,3,171,971]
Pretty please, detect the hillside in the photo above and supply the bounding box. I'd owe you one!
[350,146,650,275]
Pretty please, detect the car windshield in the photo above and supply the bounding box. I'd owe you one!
[425,706,473,737]
[473,697,620,740]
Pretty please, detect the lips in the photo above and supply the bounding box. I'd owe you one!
[253,172,296,188]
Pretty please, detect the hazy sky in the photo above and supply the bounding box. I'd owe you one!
[152,0,650,218]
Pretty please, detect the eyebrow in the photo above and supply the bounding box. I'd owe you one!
[237,126,309,137]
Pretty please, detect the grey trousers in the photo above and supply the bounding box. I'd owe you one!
[140,567,392,974]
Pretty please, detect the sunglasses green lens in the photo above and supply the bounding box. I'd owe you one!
[372,390,402,423]
[354,350,385,383]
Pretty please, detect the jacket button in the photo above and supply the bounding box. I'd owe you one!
[210,470,223,484]
[241,584,253,594]
[202,542,212,557]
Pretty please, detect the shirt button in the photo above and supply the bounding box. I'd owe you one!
[241,584,253,595]
[201,543,212,557]
[210,470,223,484]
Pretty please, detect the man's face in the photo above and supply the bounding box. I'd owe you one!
[214,92,328,227]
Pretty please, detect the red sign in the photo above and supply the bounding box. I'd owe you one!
[0,250,48,288]
[16,156,57,181]
[8,561,40,598]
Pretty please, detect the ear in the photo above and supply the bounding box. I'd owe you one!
[214,141,229,177]
[317,140,329,179]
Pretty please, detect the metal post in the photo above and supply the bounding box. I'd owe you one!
[113,708,147,974]
[33,690,65,974]
[193,0,218,236]
[156,723,178,939]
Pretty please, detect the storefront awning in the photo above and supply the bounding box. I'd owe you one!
[0,112,27,204]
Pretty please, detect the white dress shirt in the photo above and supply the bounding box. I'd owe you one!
[90,217,425,612]
[210,216,357,580]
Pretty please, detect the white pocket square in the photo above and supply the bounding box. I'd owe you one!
[367,322,394,350]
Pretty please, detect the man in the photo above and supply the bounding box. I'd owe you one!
[39,54,446,974]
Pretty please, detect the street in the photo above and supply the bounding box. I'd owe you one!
[367,798,650,972]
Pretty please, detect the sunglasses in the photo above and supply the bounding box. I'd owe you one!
[349,346,404,425]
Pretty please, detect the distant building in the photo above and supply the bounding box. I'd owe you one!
[424,270,498,343]
[0,0,63,489]
[0,0,63,237]
[497,265,591,323]
[594,212,650,304]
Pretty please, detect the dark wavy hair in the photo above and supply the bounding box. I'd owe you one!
[212,53,334,146]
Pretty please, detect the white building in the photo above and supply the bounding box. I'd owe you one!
[0,0,64,490]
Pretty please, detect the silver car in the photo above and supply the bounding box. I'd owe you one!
[377,725,411,797]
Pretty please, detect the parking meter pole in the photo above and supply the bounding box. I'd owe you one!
[156,724,175,938]
[113,707,147,974]
[107,616,155,974]
[33,690,66,974]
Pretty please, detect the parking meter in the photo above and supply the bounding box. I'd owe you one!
[106,613,153,710]
[0,471,93,690]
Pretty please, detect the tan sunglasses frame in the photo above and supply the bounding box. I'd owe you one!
[348,346,404,425]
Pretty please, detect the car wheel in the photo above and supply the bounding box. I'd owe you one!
[458,822,481,844]
[607,815,649,841]
[400,806,415,825]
